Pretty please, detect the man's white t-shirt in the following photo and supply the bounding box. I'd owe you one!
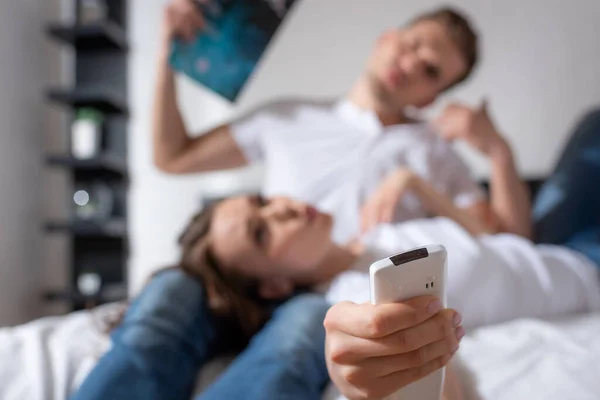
[231,99,485,244]
[325,218,600,330]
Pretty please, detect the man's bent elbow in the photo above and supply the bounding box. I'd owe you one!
[153,156,186,175]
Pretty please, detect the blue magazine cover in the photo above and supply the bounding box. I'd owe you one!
[169,0,297,102]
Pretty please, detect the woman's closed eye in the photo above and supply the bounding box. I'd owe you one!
[246,195,271,249]
[424,63,440,81]
[255,195,269,207]
[254,220,269,248]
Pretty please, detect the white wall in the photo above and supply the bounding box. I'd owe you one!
[0,0,66,326]
[129,0,600,292]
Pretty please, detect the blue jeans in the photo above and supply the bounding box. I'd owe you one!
[533,108,600,266]
[71,269,331,400]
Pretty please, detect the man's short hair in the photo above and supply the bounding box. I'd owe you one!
[411,7,479,90]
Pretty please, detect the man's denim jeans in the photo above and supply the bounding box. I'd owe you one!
[71,269,331,400]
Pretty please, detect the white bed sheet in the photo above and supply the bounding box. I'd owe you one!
[0,304,114,400]
[456,313,600,400]
[1,303,599,400]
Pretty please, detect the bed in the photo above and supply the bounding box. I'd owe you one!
[1,302,599,400]
[6,178,598,399]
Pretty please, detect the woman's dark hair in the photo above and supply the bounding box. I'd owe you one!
[106,201,271,342]
[177,202,270,339]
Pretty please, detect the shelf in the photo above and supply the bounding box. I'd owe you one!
[43,3,129,316]
[43,284,127,305]
[47,87,128,115]
[45,219,127,238]
[47,20,129,51]
[46,153,128,178]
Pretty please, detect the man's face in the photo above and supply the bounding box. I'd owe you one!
[366,20,468,110]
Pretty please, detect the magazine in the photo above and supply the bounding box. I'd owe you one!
[169,0,297,102]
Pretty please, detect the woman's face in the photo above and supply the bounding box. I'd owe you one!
[209,195,334,285]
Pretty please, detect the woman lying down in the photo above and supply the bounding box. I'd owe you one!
[72,187,600,399]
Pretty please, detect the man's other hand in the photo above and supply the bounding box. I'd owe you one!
[433,100,507,157]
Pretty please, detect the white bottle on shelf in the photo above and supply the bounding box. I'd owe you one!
[79,0,107,24]
[71,108,103,159]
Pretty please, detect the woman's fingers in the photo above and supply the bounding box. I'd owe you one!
[384,309,458,353]
[353,332,460,379]
[325,300,462,400]
[324,297,443,339]
[375,353,454,398]
[327,309,459,363]
[340,352,454,400]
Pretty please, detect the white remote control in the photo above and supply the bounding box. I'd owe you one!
[370,244,448,400]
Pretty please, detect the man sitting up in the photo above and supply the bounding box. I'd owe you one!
[154,0,531,243]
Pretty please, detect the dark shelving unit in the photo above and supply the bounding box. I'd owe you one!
[44,0,130,311]
[47,87,129,115]
[45,219,127,238]
[43,282,128,309]
[46,153,128,178]
[47,20,129,51]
